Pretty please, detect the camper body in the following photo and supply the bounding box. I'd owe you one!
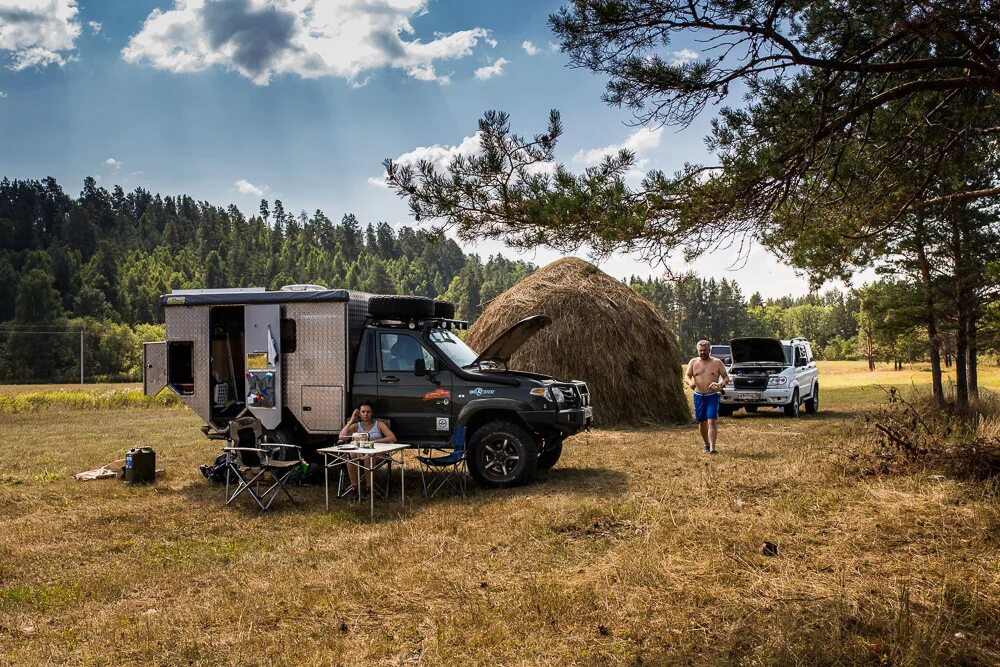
[144,287,592,487]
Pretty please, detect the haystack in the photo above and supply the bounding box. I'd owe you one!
[467,257,690,426]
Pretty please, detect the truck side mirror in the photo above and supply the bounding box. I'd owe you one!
[414,358,427,376]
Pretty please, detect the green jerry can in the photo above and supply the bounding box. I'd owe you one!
[124,447,156,484]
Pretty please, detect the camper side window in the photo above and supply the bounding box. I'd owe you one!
[167,341,194,395]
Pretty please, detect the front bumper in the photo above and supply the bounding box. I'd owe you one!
[721,387,793,406]
[521,405,592,434]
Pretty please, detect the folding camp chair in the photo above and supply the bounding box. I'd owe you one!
[416,441,467,498]
[335,419,394,499]
[223,416,303,510]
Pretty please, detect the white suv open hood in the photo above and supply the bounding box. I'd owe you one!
[730,337,787,365]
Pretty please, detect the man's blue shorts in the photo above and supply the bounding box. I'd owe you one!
[693,391,720,423]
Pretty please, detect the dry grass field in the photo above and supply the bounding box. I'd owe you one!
[1,361,998,665]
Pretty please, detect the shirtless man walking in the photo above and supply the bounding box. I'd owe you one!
[686,339,730,454]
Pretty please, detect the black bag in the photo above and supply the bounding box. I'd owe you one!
[199,454,229,484]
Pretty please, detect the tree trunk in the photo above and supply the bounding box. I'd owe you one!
[951,217,969,410]
[968,308,979,399]
[914,217,944,404]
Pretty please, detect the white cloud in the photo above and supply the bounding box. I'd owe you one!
[87,20,101,34]
[473,56,507,80]
[105,157,121,169]
[0,0,81,70]
[122,0,491,86]
[235,178,266,197]
[573,127,664,168]
[0,89,6,98]
[370,132,482,187]
[485,37,497,48]
[669,48,698,66]
[547,41,560,53]
[521,40,538,56]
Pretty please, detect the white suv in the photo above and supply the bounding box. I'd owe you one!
[719,337,819,417]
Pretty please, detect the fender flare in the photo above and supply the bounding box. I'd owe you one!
[455,398,533,447]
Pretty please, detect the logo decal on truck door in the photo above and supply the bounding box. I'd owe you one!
[423,388,451,402]
[436,417,450,431]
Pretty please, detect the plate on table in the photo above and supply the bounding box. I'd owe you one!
[338,444,358,450]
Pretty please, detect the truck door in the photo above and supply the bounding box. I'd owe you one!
[350,330,379,424]
[244,304,282,430]
[376,331,453,442]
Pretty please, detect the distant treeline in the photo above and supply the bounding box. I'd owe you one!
[0,176,974,383]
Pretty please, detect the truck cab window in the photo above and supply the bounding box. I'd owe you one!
[380,333,435,372]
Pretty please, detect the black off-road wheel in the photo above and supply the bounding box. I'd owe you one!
[784,389,800,418]
[433,300,456,319]
[368,295,435,320]
[718,405,733,418]
[804,384,819,414]
[468,420,538,488]
[536,437,563,471]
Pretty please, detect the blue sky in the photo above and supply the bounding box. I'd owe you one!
[0,0,828,297]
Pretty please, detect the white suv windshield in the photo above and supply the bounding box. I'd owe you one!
[429,330,479,367]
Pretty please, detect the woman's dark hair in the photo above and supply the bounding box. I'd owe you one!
[357,400,374,411]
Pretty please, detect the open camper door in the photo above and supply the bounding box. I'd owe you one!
[143,341,166,396]
[244,305,282,429]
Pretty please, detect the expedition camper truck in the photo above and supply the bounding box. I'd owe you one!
[143,287,593,487]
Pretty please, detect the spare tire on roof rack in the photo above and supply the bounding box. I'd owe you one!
[368,295,435,320]
[433,300,456,319]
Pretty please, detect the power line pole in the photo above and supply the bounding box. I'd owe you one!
[80,330,84,384]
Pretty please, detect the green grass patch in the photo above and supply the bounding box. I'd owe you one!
[0,582,81,612]
[0,387,181,413]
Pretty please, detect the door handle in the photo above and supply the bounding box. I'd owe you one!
[379,375,400,383]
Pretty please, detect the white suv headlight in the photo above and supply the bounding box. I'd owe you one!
[767,376,788,386]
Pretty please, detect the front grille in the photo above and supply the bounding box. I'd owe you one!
[734,376,767,390]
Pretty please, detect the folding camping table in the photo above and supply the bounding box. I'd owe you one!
[317,443,408,518]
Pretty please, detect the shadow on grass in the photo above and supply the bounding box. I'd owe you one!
[723,450,779,461]
[728,409,854,421]
[172,463,628,520]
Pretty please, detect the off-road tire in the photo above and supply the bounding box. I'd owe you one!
[745,406,758,414]
[536,438,563,471]
[468,420,538,488]
[433,300,456,319]
[804,384,819,414]
[368,295,434,320]
[718,405,733,418]
[784,389,800,418]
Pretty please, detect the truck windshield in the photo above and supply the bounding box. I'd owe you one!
[428,330,480,367]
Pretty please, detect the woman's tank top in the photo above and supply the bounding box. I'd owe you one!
[357,420,381,439]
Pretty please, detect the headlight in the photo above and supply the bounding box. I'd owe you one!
[549,387,565,404]
[767,376,788,386]
[529,387,546,397]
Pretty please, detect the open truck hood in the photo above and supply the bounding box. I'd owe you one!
[730,337,787,365]
[472,315,552,365]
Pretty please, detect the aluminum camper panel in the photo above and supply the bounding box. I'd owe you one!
[283,301,349,433]
[165,305,211,423]
[143,341,166,397]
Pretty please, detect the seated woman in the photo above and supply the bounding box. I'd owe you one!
[337,400,396,499]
